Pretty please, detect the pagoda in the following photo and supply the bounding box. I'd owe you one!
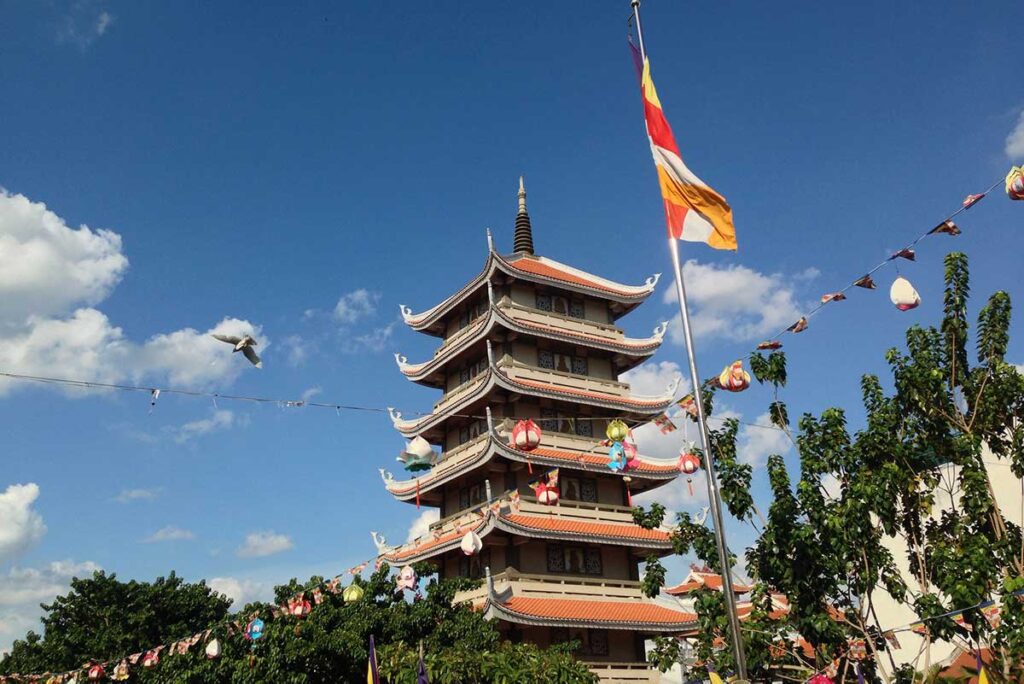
[377,180,696,683]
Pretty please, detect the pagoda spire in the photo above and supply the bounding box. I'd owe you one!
[512,176,535,255]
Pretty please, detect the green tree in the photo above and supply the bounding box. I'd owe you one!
[1,563,598,683]
[647,253,1024,683]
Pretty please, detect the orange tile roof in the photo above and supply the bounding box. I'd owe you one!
[508,377,669,408]
[383,518,485,562]
[665,572,752,595]
[501,596,696,626]
[503,258,633,296]
[503,513,671,542]
[526,446,678,474]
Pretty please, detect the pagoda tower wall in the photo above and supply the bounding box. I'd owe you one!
[379,181,694,683]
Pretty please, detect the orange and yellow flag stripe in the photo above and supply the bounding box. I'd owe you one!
[640,57,737,250]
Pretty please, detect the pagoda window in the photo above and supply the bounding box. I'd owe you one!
[551,295,569,316]
[537,350,588,376]
[551,628,609,657]
[535,293,552,311]
[457,357,488,385]
[562,476,598,504]
[459,481,487,510]
[547,545,602,575]
[568,299,585,319]
[457,299,488,331]
[538,408,593,437]
[458,548,491,579]
[457,419,487,446]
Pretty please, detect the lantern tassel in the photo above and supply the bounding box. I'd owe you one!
[626,483,633,507]
[415,480,420,509]
[687,477,694,496]
[527,456,533,474]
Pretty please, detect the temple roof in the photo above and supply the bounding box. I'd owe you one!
[378,496,675,565]
[388,348,679,439]
[381,422,679,505]
[663,568,754,596]
[489,596,696,631]
[394,300,667,387]
[399,250,660,336]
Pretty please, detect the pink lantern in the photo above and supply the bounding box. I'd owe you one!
[510,419,542,452]
[87,664,105,681]
[678,453,701,475]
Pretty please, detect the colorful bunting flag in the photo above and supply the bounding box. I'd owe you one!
[976,651,990,684]
[820,292,847,304]
[883,631,901,650]
[653,413,677,434]
[630,40,737,250]
[367,635,380,684]
[951,611,971,631]
[853,274,877,289]
[980,602,1001,629]
[962,193,986,208]
[929,219,960,236]
[756,340,782,350]
[787,317,808,333]
[890,248,916,261]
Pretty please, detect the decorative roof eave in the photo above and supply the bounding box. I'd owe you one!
[663,571,754,596]
[482,592,697,632]
[394,303,668,386]
[398,247,660,334]
[388,346,680,438]
[381,507,675,565]
[493,252,660,305]
[381,423,679,503]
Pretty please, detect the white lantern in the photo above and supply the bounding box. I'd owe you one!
[890,276,920,311]
[460,530,483,556]
[205,639,222,659]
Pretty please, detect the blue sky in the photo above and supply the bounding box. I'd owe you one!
[1,0,1023,651]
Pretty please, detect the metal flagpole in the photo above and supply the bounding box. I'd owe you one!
[630,1,749,680]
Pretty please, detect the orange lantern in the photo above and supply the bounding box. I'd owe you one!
[510,419,542,451]
[678,452,701,496]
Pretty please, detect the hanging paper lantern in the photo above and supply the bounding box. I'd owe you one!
[622,438,640,470]
[510,419,542,451]
[605,419,630,443]
[244,617,265,642]
[111,662,130,682]
[1007,166,1024,200]
[396,565,418,591]
[397,436,438,472]
[205,639,222,660]
[287,595,312,618]
[678,452,701,475]
[529,469,560,505]
[717,360,751,392]
[848,638,867,661]
[142,650,160,668]
[460,530,483,556]
[87,664,105,681]
[890,276,920,311]
[342,583,364,603]
[808,674,835,684]
[607,441,628,472]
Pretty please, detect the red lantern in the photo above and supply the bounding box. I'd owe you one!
[510,419,542,452]
[142,650,160,669]
[678,452,701,496]
[88,664,105,681]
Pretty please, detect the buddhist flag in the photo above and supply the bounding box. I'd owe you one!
[706,664,726,684]
[631,41,736,250]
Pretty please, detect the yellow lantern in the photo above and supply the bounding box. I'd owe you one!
[605,419,629,443]
[342,583,364,603]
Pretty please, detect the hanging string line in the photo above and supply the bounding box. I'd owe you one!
[0,369,783,433]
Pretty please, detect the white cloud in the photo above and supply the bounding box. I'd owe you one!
[0,560,100,654]
[208,576,271,608]
[333,289,380,324]
[281,334,310,367]
[621,361,688,399]
[663,260,806,343]
[167,409,240,444]
[142,525,195,543]
[347,322,395,353]
[300,386,322,403]
[0,191,265,396]
[236,531,293,558]
[1007,109,1024,159]
[406,509,440,543]
[736,412,791,467]
[114,487,160,503]
[0,484,46,564]
[55,2,114,49]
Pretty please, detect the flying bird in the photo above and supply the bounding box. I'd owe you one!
[211,333,262,368]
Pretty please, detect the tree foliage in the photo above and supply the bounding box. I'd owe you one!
[649,253,1024,682]
[1,563,598,683]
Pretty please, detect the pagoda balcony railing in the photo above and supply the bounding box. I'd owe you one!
[434,312,489,357]
[431,371,489,412]
[496,355,631,399]
[455,568,645,604]
[515,498,639,525]
[497,297,626,342]
[583,663,659,683]
[495,417,609,452]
